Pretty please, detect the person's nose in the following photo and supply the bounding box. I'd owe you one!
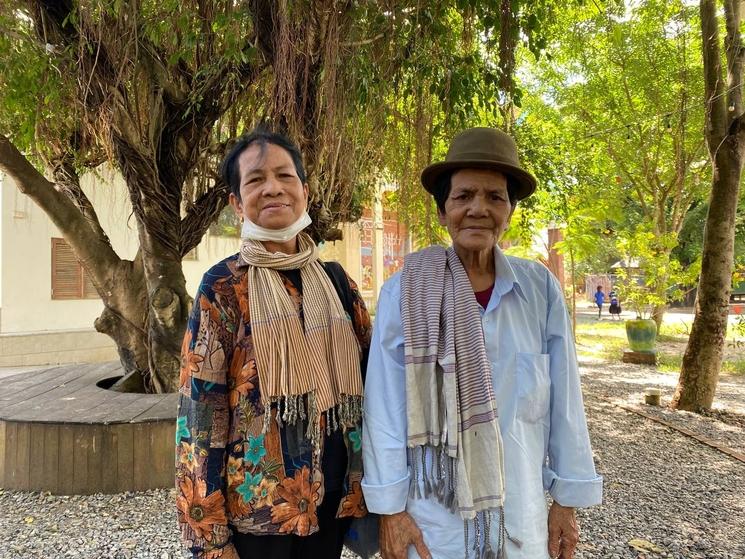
[466,194,489,217]
[261,174,283,197]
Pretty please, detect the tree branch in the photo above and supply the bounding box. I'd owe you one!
[0,135,121,287]
[180,182,230,256]
[724,0,744,122]
[341,32,385,48]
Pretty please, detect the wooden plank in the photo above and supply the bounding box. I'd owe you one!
[14,423,30,490]
[72,425,90,495]
[86,426,103,493]
[115,423,134,493]
[3,422,17,489]
[0,366,76,403]
[133,393,179,422]
[0,362,121,420]
[15,384,115,423]
[151,421,176,489]
[75,392,132,423]
[132,423,149,492]
[57,425,75,494]
[100,425,119,494]
[97,394,165,424]
[0,421,6,486]
[41,424,60,493]
[28,423,47,490]
[0,366,105,415]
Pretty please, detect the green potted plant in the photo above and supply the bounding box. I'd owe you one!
[617,278,664,352]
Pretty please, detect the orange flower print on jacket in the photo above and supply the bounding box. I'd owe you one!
[179,330,204,389]
[337,479,367,518]
[176,476,228,542]
[178,442,200,473]
[270,466,321,536]
[228,346,256,408]
[226,456,243,487]
[227,486,253,518]
[254,477,279,509]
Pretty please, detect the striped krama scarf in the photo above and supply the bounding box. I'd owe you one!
[402,245,508,557]
[240,233,363,457]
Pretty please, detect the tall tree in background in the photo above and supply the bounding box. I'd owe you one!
[671,0,744,412]
[530,0,707,330]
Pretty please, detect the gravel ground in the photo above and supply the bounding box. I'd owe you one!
[577,358,745,559]
[1,360,744,559]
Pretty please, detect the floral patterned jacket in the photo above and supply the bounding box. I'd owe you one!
[176,254,372,559]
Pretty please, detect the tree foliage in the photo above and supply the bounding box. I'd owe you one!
[512,0,707,328]
[1,1,567,391]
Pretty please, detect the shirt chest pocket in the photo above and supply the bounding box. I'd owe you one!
[515,352,551,423]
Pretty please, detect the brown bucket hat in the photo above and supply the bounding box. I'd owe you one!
[421,127,537,201]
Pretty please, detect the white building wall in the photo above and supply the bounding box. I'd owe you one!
[0,169,240,365]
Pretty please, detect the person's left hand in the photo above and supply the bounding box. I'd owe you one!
[547,501,578,559]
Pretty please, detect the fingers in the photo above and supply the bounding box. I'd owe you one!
[379,512,428,559]
[547,522,561,558]
[413,531,432,559]
[560,530,579,559]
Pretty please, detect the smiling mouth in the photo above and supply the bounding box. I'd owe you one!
[263,204,290,210]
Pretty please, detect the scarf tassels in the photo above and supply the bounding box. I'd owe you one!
[241,233,363,471]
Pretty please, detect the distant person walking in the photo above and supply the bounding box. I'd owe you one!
[609,289,622,320]
[595,285,605,319]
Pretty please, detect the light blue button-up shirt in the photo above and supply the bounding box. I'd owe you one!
[361,247,603,559]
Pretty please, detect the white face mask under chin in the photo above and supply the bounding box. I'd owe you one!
[240,211,312,243]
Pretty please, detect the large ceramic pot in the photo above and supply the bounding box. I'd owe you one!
[625,318,657,352]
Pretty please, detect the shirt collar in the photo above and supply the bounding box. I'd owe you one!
[493,245,528,303]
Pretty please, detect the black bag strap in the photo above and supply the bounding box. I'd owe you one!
[323,261,355,319]
[322,260,368,383]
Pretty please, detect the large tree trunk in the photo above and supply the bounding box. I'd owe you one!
[0,135,156,389]
[139,231,191,394]
[671,145,741,410]
[671,0,744,412]
[94,255,150,393]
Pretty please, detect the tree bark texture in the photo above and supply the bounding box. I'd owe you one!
[0,135,151,387]
[671,0,744,411]
[2,1,262,392]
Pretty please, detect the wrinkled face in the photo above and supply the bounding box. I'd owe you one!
[438,168,515,253]
[229,143,309,229]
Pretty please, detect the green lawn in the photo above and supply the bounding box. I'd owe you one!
[574,318,745,376]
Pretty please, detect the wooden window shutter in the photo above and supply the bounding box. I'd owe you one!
[82,266,99,299]
[51,238,99,300]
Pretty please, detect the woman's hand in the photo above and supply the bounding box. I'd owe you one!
[379,511,431,559]
[547,502,579,559]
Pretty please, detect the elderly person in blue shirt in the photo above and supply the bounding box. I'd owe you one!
[361,128,603,559]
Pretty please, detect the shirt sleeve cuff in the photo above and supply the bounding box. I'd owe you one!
[361,472,410,514]
[543,469,603,507]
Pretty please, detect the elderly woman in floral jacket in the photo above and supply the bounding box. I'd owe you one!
[176,127,371,559]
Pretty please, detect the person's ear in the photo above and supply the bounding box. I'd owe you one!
[507,201,518,222]
[437,208,447,227]
[229,192,243,221]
